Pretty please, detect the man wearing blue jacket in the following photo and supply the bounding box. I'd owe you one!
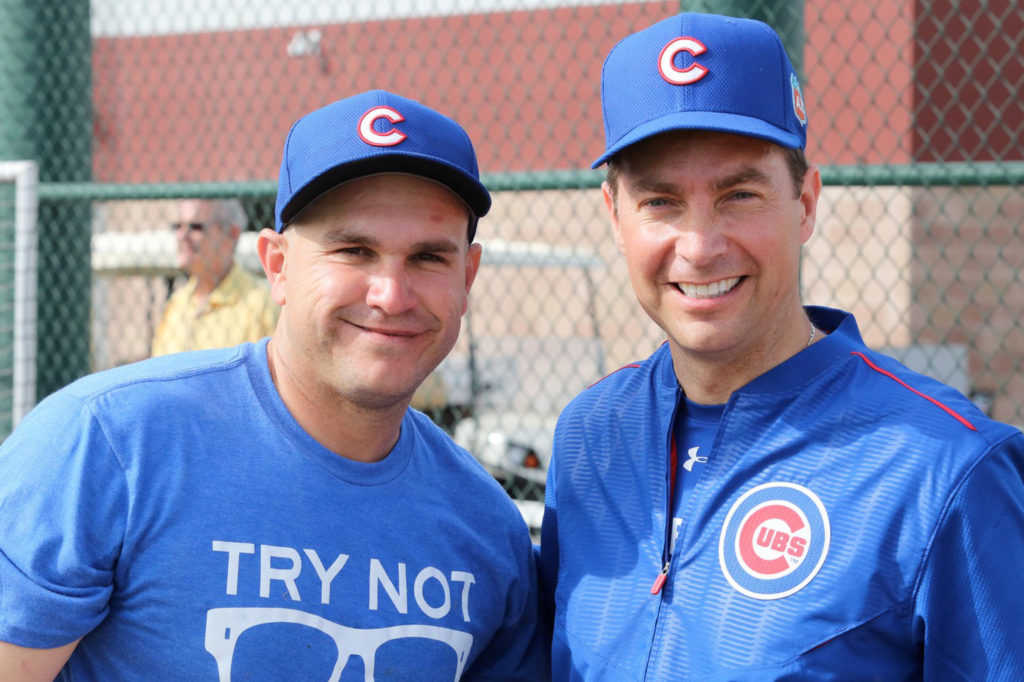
[539,12,1024,680]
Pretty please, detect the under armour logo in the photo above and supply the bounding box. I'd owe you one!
[683,446,707,472]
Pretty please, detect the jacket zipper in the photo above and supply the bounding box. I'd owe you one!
[651,433,678,595]
[643,395,681,681]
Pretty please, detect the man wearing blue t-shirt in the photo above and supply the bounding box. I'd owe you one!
[0,91,547,681]
[538,12,1024,680]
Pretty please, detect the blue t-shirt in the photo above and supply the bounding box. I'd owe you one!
[0,340,546,680]
[670,398,723,556]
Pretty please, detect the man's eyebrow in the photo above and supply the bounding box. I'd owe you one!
[321,228,378,246]
[411,239,460,254]
[626,167,774,196]
[628,177,679,195]
[318,229,459,254]
[712,167,773,192]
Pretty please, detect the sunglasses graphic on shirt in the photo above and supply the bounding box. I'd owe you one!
[205,607,473,682]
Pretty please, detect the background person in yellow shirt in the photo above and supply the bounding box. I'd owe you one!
[151,198,279,356]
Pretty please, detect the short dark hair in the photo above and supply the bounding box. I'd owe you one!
[782,146,809,198]
[605,143,808,207]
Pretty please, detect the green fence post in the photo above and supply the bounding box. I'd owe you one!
[0,1,92,401]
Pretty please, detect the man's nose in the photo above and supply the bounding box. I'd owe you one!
[365,263,417,315]
[673,212,727,266]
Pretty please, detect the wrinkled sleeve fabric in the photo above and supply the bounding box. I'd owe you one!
[0,391,127,647]
[464,523,550,681]
[540,444,557,602]
[538,448,559,631]
[915,431,1024,681]
[537,432,565,679]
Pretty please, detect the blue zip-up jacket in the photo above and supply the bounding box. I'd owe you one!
[539,306,1024,680]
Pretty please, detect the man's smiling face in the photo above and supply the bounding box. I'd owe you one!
[267,173,481,411]
[604,130,818,369]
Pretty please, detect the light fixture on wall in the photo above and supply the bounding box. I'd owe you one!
[286,28,326,73]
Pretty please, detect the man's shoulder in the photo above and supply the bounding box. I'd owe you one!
[6,345,262,474]
[812,349,1023,487]
[563,343,670,414]
[58,345,255,412]
[796,309,1013,449]
[406,410,495,479]
[843,348,1014,439]
[406,410,528,519]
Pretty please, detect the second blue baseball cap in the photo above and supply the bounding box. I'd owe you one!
[593,12,808,168]
[275,90,491,234]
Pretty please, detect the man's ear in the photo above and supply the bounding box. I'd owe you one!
[257,228,288,305]
[602,181,625,254]
[462,242,483,309]
[799,164,822,245]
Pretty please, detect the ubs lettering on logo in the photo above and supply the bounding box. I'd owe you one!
[718,482,829,600]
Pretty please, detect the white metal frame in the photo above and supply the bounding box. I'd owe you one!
[0,161,38,427]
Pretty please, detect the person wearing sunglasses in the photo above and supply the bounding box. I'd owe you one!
[151,198,278,357]
[0,91,548,681]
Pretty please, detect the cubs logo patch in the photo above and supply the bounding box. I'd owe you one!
[358,105,407,147]
[718,482,829,600]
[658,36,709,86]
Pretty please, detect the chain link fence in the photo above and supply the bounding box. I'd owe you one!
[0,1,1021,528]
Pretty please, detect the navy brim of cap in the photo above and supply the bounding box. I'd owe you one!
[278,153,492,228]
[591,111,804,168]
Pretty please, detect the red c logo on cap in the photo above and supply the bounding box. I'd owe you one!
[358,106,407,147]
[659,37,709,85]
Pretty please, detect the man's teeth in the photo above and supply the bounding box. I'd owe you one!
[676,277,740,299]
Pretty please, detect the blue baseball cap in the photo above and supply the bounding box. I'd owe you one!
[275,90,491,236]
[593,12,808,168]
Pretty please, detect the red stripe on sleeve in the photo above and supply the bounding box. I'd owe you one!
[850,351,977,431]
[587,363,641,389]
